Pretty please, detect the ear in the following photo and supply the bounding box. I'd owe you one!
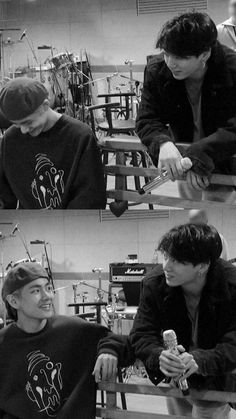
[41,99,50,111]
[198,262,210,276]
[6,294,20,309]
[200,49,211,63]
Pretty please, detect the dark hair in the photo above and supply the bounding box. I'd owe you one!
[158,224,222,266]
[156,12,217,58]
[5,301,17,321]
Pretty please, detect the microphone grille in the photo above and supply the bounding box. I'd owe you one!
[163,329,177,349]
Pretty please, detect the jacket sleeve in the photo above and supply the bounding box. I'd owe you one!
[136,65,173,166]
[129,279,164,382]
[0,137,17,209]
[97,329,135,367]
[191,289,236,377]
[65,129,106,209]
[185,116,236,176]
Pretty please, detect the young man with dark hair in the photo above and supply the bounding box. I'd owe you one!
[0,262,132,419]
[130,224,236,418]
[188,209,229,260]
[0,77,106,209]
[136,12,236,201]
[218,0,236,51]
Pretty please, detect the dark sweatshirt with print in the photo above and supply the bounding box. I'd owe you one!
[0,115,106,209]
[0,315,133,419]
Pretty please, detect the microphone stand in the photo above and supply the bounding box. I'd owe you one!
[21,32,38,65]
[30,239,54,290]
[14,226,32,262]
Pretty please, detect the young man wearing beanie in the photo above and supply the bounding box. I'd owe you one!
[0,262,133,419]
[0,77,106,209]
[129,224,236,418]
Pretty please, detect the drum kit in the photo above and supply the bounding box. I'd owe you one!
[13,50,143,123]
[14,51,91,117]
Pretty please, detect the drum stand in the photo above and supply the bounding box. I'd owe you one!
[65,51,91,121]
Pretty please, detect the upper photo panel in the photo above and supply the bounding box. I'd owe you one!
[0,0,235,214]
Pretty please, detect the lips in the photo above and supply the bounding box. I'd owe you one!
[39,304,52,310]
[164,273,174,280]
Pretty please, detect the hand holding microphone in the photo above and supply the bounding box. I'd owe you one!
[139,157,192,195]
[161,330,190,395]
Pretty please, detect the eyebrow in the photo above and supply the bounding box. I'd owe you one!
[29,282,50,289]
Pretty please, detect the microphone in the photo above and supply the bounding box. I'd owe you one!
[163,329,189,396]
[19,29,26,41]
[139,157,192,195]
[11,223,19,236]
[92,267,104,273]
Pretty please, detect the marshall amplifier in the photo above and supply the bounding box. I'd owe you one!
[109,263,156,283]
[109,263,156,306]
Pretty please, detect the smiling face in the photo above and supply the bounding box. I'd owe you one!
[7,277,54,329]
[162,252,204,288]
[163,50,209,80]
[11,100,50,137]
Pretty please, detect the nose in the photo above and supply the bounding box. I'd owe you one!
[163,258,173,272]
[167,56,178,70]
[41,288,53,300]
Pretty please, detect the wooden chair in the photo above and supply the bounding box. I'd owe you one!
[105,140,236,213]
[97,93,136,135]
[88,102,121,137]
[96,380,236,419]
[88,104,153,215]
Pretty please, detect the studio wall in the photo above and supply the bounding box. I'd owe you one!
[1,0,229,74]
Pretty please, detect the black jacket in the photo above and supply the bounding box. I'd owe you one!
[129,260,236,391]
[136,42,236,176]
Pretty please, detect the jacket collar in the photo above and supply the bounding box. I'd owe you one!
[158,42,234,92]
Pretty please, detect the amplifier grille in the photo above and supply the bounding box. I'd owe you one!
[137,0,208,15]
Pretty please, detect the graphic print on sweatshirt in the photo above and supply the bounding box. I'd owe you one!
[31,153,64,209]
[25,350,63,417]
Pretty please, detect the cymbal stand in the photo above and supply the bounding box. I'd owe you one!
[13,225,32,262]
[65,50,90,122]
[124,59,135,117]
[0,229,16,326]
[23,32,39,65]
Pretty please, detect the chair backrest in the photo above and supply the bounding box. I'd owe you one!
[88,102,120,134]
